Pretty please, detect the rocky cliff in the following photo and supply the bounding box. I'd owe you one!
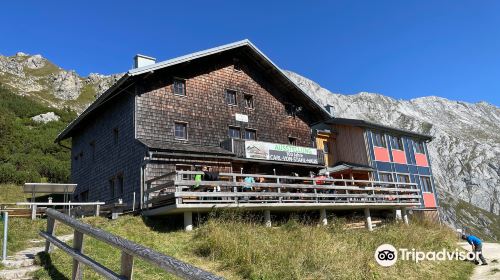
[0,52,122,112]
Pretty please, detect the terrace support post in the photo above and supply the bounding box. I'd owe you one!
[402,208,409,225]
[44,216,56,253]
[184,211,193,231]
[2,212,8,261]
[364,208,373,231]
[264,210,271,227]
[95,204,100,217]
[394,209,402,222]
[72,230,84,280]
[320,209,327,226]
[31,204,37,220]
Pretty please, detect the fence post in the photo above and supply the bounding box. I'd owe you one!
[31,204,37,220]
[132,192,136,212]
[72,230,84,280]
[45,216,57,253]
[95,204,100,217]
[2,212,8,261]
[121,251,134,279]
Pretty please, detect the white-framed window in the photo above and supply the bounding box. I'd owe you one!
[391,136,404,151]
[173,78,186,96]
[420,176,432,192]
[225,89,237,105]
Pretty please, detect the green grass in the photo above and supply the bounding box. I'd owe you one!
[31,212,474,280]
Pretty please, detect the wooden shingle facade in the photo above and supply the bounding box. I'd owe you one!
[57,40,332,206]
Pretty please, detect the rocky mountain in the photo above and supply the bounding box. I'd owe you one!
[286,71,500,240]
[0,52,122,112]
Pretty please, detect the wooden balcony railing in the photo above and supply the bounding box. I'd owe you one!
[143,171,421,210]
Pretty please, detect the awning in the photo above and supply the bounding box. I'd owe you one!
[319,162,374,175]
[23,183,77,194]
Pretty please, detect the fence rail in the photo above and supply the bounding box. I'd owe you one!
[40,208,223,280]
[17,202,105,220]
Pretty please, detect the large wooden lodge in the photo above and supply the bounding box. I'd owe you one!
[56,40,438,229]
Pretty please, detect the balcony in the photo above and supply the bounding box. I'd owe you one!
[220,138,326,166]
[142,171,422,216]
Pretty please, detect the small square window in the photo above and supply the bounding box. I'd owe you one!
[379,172,393,182]
[372,132,387,148]
[391,136,404,150]
[414,141,425,154]
[174,122,187,140]
[226,90,237,105]
[288,137,297,146]
[244,94,254,109]
[244,129,256,140]
[173,79,186,96]
[228,126,241,138]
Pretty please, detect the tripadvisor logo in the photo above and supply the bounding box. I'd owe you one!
[374,243,480,267]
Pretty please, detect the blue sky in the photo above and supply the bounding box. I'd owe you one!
[1,1,500,105]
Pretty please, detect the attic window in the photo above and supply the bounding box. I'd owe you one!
[244,94,254,109]
[234,59,242,71]
[113,128,119,144]
[173,78,186,96]
[414,141,425,154]
[225,90,237,105]
[288,137,297,146]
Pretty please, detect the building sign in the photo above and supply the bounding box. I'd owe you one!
[245,140,318,164]
[235,113,248,122]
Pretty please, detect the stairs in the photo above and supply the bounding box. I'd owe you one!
[0,235,73,280]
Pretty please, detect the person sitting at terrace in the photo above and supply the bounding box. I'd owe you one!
[243,176,255,192]
[192,166,204,191]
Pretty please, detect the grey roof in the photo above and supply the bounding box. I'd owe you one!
[56,39,332,142]
[138,139,235,156]
[325,118,433,141]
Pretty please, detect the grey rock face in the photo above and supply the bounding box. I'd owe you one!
[86,72,123,97]
[50,70,82,100]
[24,54,46,69]
[285,70,500,218]
[31,112,60,123]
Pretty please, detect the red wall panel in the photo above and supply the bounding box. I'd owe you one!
[423,192,437,208]
[415,153,429,167]
[374,147,390,162]
[392,150,407,164]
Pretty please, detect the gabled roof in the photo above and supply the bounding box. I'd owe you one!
[325,118,433,141]
[56,39,332,142]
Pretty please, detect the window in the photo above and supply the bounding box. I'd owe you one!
[244,94,254,109]
[228,126,241,138]
[288,137,297,146]
[378,172,393,183]
[233,58,242,71]
[372,132,387,148]
[391,136,404,151]
[285,104,301,117]
[117,174,124,196]
[113,128,119,144]
[414,141,425,154]
[109,178,115,198]
[173,79,186,96]
[397,174,410,188]
[244,129,257,140]
[420,176,432,192]
[323,141,330,153]
[225,90,237,105]
[89,141,96,161]
[174,122,187,140]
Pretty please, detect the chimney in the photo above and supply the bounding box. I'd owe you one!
[133,54,156,69]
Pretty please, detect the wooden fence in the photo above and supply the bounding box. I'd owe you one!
[40,208,222,280]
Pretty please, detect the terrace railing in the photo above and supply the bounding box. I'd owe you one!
[143,171,421,209]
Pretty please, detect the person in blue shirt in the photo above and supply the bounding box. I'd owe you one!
[462,234,487,265]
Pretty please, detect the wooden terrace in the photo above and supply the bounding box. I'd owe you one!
[142,171,421,230]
